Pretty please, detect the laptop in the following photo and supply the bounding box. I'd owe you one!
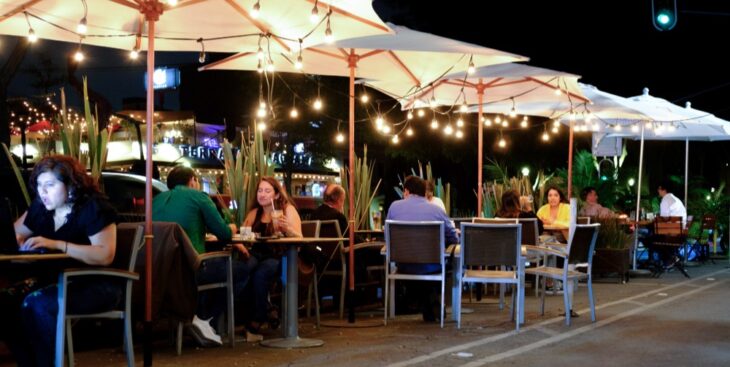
[0,198,59,255]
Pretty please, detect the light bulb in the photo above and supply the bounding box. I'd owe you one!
[257,108,266,118]
[324,28,334,44]
[552,126,559,134]
[391,135,399,144]
[553,120,561,128]
[290,108,298,118]
[375,116,384,127]
[130,49,139,59]
[645,122,653,130]
[502,120,508,128]
[459,103,468,113]
[429,96,437,108]
[406,127,414,136]
[74,50,84,62]
[257,60,263,73]
[456,118,464,127]
[455,130,464,138]
[310,5,319,23]
[251,1,260,18]
[484,118,492,127]
[509,107,517,118]
[430,119,439,129]
[266,61,275,72]
[555,88,562,96]
[592,123,600,132]
[257,121,267,131]
[336,133,345,143]
[613,125,622,131]
[407,112,414,120]
[361,94,369,103]
[198,51,206,63]
[259,101,266,109]
[631,125,639,132]
[77,18,87,34]
[542,132,549,141]
[467,61,475,75]
[417,109,425,117]
[27,29,37,43]
[495,116,502,124]
[520,120,528,128]
[444,124,454,135]
[167,0,178,5]
[313,98,322,110]
[498,138,506,148]
[382,125,391,134]
[668,125,677,132]
[295,55,303,70]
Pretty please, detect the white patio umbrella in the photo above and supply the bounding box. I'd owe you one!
[366,63,587,215]
[1,0,392,359]
[201,22,527,322]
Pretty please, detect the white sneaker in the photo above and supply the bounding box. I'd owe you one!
[189,315,223,346]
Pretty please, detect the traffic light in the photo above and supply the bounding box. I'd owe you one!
[652,0,677,31]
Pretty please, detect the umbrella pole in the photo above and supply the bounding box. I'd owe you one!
[347,55,356,323]
[684,138,689,211]
[477,87,484,217]
[633,125,646,271]
[567,120,574,198]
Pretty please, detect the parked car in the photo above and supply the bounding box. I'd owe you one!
[101,172,168,221]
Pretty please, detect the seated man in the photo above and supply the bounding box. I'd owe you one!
[386,176,459,322]
[306,184,349,271]
[153,166,248,347]
[579,186,616,219]
[658,182,687,227]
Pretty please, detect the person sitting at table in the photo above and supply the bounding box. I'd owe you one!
[497,190,544,234]
[386,176,458,322]
[579,186,615,219]
[537,186,571,228]
[240,177,302,340]
[311,184,349,238]
[425,180,447,213]
[658,181,687,227]
[5,155,118,367]
[153,165,247,347]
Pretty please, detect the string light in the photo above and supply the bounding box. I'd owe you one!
[430,118,439,129]
[645,121,653,130]
[251,1,261,18]
[73,38,85,62]
[520,116,528,128]
[459,101,468,113]
[336,132,345,143]
[266,58,275,72]
[417,109,425,117]
[467,55,475,75]
[130,48,139,59]
[324,12,334,44]
[613,124,622,131]
[631,124,639,132]
[290,96,298,118]
[509,98,517,118]
[554,88,562,96]
[197,38,206,63]
[257,121,267,131]
[542,126,550,142]
[313,98,323,110]
[257,101,267,118]
[310,0,320,23]
[498,132,506,148]
[552,125,559,134]
[407,111,414,120]
[456,118,464,128]
[77,0,88,34]
[375,116,384,130]
[406,127,414,136]
[361,94,369,103]
[444,124,454,136]
[495,115,502,125]
[484,118,492,127]
[24,12,37,43]
[391,135,399,144]
[455,130,464,139]
[382,125,391,134]
[667,125,677,132]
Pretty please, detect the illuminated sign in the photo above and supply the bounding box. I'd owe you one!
[144,67,181,90]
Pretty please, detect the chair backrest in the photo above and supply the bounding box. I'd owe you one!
[318,220,343,238]
[114,223,145,272]
[655,216,683,235]
[577,216,591,224]
[301,220,321,238]
[460,223,521,268]
[385,220,444,264]
[567,223,600,266]
[516,218,539,246]
[473,217,518,224]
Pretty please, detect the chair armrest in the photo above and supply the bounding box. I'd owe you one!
[344,241,385,254]
[523,245,567,259]
[61,268,140,282]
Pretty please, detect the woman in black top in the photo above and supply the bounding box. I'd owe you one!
[496,189,543,234]
[8,155,118,366]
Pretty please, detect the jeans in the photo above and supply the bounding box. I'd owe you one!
[19,279,122,367]
[196,257,252,325]
[240,255,280,324]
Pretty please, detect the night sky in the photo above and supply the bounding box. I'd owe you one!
[4,0,730,211]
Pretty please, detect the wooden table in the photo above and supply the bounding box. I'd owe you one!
[0,252,70,262]
[233,237,346,349]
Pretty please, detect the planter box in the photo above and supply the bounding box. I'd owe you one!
[593,248,630,283]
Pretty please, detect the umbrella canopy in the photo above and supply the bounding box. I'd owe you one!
[0,0,391,53]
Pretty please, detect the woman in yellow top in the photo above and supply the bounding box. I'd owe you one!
[537,186,570,227]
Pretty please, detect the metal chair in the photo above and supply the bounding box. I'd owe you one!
[55,223,143,367]
[650,216,690,278]
[384,220,446,328]
[456,223,524,330]
[525,223,600,326]
[577,216,592,224]
[689,214,716,264]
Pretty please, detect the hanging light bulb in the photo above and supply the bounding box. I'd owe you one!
[455,130,464,139]
[406,127,414,136]
[444,124,454,135]
[554,88,562,96]
[336,132,345,143]
[502,119,508,128]
[313,98,323,110]
[27,26,38,43]
[498,137,506,148]
[324,15,334,44]
[407,111,414,120]
[645,122,653,130]
[484,118,492,127]
[77,17,87,34]
[584,111,593,122]
[257,121,267,131]
[456,118,464,127]
[552,125,559,134]
[417,109,425,117]
[251,1,261,18]
[295,54,303,70]
[382,125,391,134]
[467,57,475,75]
[495,115,502,124]
[257,46,265,60]
[290,108,299,118]
[375,116,384,128]
[361,94,369,103]
[592,123,600,132]
[553,120,561,128]
[266,59,275,72]
[430,119,439,129]
[459,102,468,113]
[613,124,622,131]
[631,124,639,132]
[256,60,263,73]
[257,106,267,118]
[542,131,550,141]
[74,49,84,62]
[391,135,399,144]
[668,125,677,132]
[310,1,320,23]
[520,118,528,128]
[130,48,139,59]
[429,96,437,108]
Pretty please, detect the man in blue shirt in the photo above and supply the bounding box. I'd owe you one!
[386,176,458,322]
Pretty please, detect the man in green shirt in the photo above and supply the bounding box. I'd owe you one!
[153,166,246,347]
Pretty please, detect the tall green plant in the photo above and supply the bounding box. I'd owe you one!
[393,161,451,215]
[343,146,381,232]
[220,127,274,226]
[1,143,30,206]
[56,77,110,184]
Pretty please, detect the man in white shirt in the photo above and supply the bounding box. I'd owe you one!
[658,182,687,227]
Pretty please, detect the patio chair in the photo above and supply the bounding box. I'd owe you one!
[55,223,143,367]
[384,220,446,328]
[577,216,591,224]
[300,220,321,327]
[456,223,524,330]
[516,218,544,297]
[689,214,716,264]
[525,223,600,326]
[649,216,690,278]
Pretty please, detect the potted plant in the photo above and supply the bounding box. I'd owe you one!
[592,217,633,283]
